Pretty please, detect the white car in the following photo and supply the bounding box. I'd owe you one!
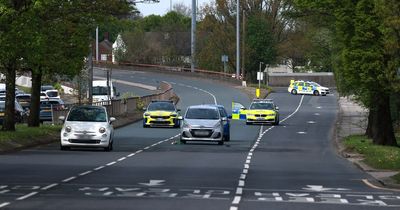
[59,105,116,151]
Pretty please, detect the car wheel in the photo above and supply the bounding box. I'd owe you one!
[174,119,180,128]
[104,141,113,151]
[60,144,69,151]
[143,119,149,128]
[218,141,224,145]
[180,139,186,144]
[313,90,320,96]
[291,89,297,95]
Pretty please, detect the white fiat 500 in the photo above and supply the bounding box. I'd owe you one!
[59,105,116,151]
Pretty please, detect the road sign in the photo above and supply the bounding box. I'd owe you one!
[257,72,263,81]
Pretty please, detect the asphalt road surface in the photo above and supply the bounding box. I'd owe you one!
[0,69,399,210]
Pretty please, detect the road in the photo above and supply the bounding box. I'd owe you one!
[0,68,399,210]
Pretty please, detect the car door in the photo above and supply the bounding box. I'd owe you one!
[218,107,230,135]
[232,102,246,120]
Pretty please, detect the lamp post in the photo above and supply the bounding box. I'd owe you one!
[236,0,240,79]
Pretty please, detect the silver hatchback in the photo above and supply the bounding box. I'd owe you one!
[180,105,226,145]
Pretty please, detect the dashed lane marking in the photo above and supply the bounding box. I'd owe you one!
[0,203,10,208]
[41,183,58,190]
[16,192,38,201]
[62,176,77,183]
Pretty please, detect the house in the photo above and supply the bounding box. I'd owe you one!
[92,32,113,62]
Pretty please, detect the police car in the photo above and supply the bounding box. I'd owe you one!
[288,80,330,96]
[246,99,279,125]
[143,100,181,128]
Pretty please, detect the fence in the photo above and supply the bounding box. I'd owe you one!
[51,81,175,125]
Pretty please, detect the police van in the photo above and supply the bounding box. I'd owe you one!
[288,80,330,96]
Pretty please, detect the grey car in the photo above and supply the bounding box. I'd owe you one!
[180,105,227,145]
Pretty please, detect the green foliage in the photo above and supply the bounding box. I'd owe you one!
[344,135,400,170]
[246,14,277,82]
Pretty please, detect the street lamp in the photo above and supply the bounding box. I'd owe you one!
[258,62,264,90]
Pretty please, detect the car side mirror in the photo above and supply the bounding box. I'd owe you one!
[109,117,116,123]
[221,117,228,121]
[59,116,65,122]
[275,106,279,110]
[177,109,181,112]
[240,107,246,110]
[142,107,147,111]
[178,116,183,120]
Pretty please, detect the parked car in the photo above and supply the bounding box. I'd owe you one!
[16,93,31,110]
[0,101,27,124]
[142,100,181,128]
[180,105,228,145]
[288,80,330,96]
[59,105,116,151]
[41,85,55,92]
[40,98,65,123]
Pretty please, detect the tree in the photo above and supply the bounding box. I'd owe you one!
[295,0,399,146]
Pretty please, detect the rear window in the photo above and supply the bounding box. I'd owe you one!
[46,91,58,97]
[186,108,219,120]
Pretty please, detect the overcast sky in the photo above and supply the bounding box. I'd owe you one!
[136,0,212,17]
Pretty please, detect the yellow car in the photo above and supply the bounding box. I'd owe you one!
[246,99,279,125]
[143,100,181,128]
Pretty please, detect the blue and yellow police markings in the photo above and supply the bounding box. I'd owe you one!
[232,102,247,120]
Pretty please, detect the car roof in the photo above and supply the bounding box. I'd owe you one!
[150,100,174,103]
[187,104,219,109]
[70,105,106,111]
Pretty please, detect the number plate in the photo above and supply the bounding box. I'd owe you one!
[194,131,209,136]
[157,118,166,121]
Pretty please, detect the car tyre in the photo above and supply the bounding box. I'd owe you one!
[291,89,297,95]
[104,140,113,151]
[60,144,70,151]
[180,139,186,144]
[313,90,320,96]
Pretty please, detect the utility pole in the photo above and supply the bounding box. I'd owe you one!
[236,0,240,79]
[88,45,93,105]
[242,10,245,81]
[191,0,196,73]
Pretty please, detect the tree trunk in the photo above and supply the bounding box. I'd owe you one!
[28,69,42,127]
[371,94,397,146]
[365,109,375,138]
[2,63,16,131]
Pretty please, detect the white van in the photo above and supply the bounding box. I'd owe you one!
[92,80,118,102]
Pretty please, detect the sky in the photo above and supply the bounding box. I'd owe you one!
[136,0,212,17]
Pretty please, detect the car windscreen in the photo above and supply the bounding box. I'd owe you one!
[46,91,58,97]
[16,95,31,102]
[0,102,4,111]
[67,107,107,122]
[185,108,219,120]
[249,103,274,110]
[147,102,175,111]
[92,86,109,95]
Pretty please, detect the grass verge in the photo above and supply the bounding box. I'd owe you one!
[344,135,400,170]
[0,124,61,153]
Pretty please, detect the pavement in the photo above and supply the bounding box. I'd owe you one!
[336,95,400,188]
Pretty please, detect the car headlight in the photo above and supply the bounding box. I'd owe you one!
[182,121,191,129]
[247,114,254,117]
[99,127,106,133]
[65,126,72,133]
[171,113,177,117]
[214,123,222,130]
[267,114,275,117]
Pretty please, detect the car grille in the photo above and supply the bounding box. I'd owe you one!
[150,121,170,124]
[255,114,267,117]
[190,129,213,138]
[68,139,101,144]
[150,116,170,119]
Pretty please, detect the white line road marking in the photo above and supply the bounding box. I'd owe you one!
[62,176,77,183]
[297,131,307,134]
[118,157,126,161]
[0,203,10,208]
[232,196,241,204]
[94,166,105,171]
[127,153,135,157]
[79,171,92,176]
[106,161,116,166]
[144,146,150,150]
[16,192,38,201]
[136,150,143,153]
[232,95,304,209]
[229,207,238,210]
[41,183,58,190]
[236,188,243,195]
[0,190,10,194]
